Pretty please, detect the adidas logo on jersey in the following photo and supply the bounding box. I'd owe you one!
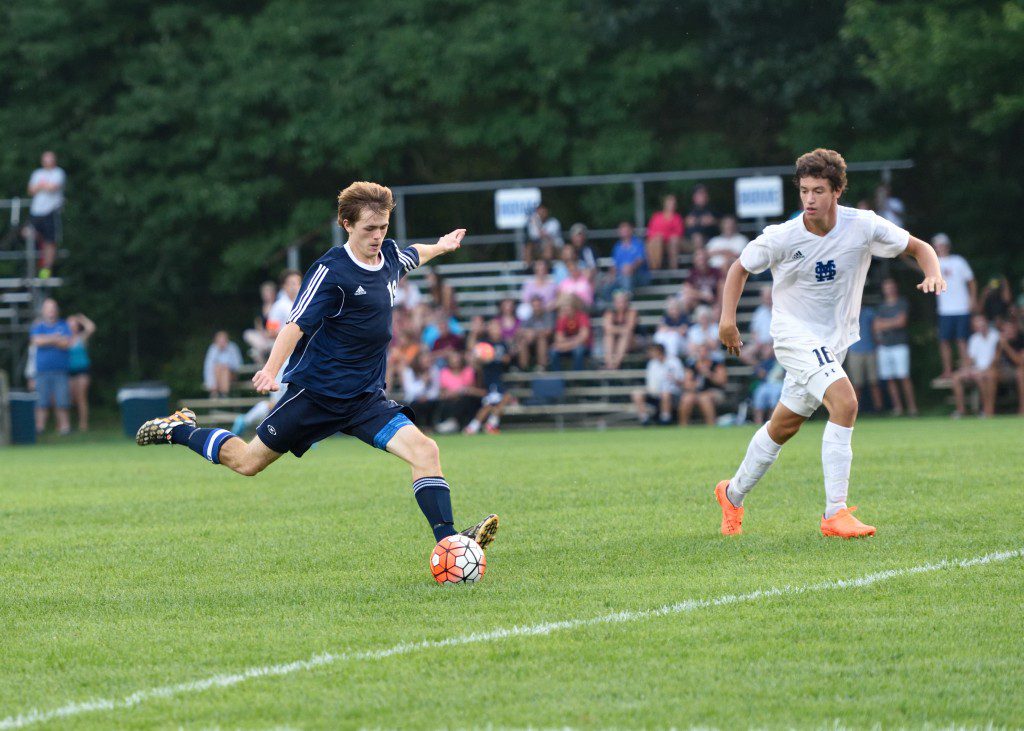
[354,286,367,295]
[792,250,805,260]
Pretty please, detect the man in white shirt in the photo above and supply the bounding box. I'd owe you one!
[631,343,684,425]
[715,148,946,538]
[950,314,1000,418]
[933,233,976,378]
[524,204,563,265]
[26,151,66,278]
[706,215,749,270]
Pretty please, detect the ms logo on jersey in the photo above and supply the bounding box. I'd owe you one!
[815,260,837,282]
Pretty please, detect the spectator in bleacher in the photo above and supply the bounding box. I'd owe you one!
[632,343,684,425]
[464,318,514,435]
[429,314,465,363]
[979,275,1013,323]
[550,297,591,371]
[426,268,458,313]
[30,298,72,435]
[387,325,422,389]
[679,343,727,426]
[516,296,555,371]
[874,278,919,417]
[874,183,905,228]
[740,285,773,366]
[686,248,721,306]
[602,290,638,370]
[553,223,598,283]
[687,231,707,254]
[203,330,242,398]
[686,305,719,354]
[645,194,685,270]
[497,298,520,345]
[66,313,95,432]
[265,269,302,337]
[684,184,718,242]
[402,351,441,430]
[422,308,463,349]
[934,233,976,378]
[750,345,784,424]
[243,280,279,365]
[603,221,649,301]
[519,260,558,320]
[26,151,66,279]
[653,297,689,360]
[705,215,748,271]
[435,350,485,433]
[556,247,595,309]
[524,204,564,265]
[464,315,486,351]
[997,319,1024,415]
[395,276,423,315]
[951,314,1000,418]
[845,305,884,412]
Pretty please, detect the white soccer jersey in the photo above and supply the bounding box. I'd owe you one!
[739,206,909,354]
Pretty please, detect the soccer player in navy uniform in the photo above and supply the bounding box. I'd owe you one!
[137,182,499,550]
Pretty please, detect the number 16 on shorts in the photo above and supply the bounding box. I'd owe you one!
[812,346,836,367]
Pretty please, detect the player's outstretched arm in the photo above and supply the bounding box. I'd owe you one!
[411,229,467,267]
[719,259,750,357]
[904,236,947,295]
[252,322,304,394]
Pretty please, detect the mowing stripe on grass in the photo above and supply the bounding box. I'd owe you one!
[2,547,1021,729]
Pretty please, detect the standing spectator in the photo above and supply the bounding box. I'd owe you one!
[874,278,919,417]
[705,215,749,271]
[516,296,555,370]
[401,351,441,429]
[524,204,563,265]
[553,223,598,283]
[979,275,1013,323]
[996,319,1024,415]
[750,345,785,424]
[934,233,976,378]
[556,247,595,309]
[602,290,638,370]
[265,269,302,336]
[435,350,484,433]
[632,343,684,425]
[203,330,242,398]
[686,306,719,353]
[66,313,96,432]
[845,305,884,412]
[686,248,721,306]
[874,183,905,228]
[604,221,649,299]
[30,298,72,435]
[645,194,685,270]
[425,268,458,313]
[951,315,1000,418]
[464,319,514,435]
[519,260,558,319]
[27,151,66,279]
[550,297,591,371]
[684,184,718,241]
[679,343,728,426]
[653,297,689,360]
[243,280,279,365]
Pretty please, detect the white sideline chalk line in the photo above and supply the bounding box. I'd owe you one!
[2,547,1021,730]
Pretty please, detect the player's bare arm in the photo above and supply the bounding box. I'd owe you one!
[903,236,947,295]
[411,228,466,266]
[252,322,304,394]
[719,258,751,356]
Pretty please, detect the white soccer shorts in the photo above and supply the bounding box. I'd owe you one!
[774,340,849,417]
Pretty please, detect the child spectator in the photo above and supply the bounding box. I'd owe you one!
[550,297,591,371]
[996,319,1024,415]
[436,350,484,433]
[30,298,72,435]
[845,305,884,412]
[554,223,598,283]
[556,247,596,309]
[679,343,728,426]
[750,345,784,424]
[645,194,685,270]
[402,351,441,430]
[464,319,514,435]
[203,330,242,398]
[705,215,748,270]
[524,203,563,265]
[632,343,684,425]
[684,184,718,241]
[951,314,1000,418]
[653,297,689,360]
[67,313,96,432]
[686,248,721,306]
[243,280,279,365]
[602,290,638,370]
[516,296,555,370]
[934,234,976,378]
[874,278,919,416]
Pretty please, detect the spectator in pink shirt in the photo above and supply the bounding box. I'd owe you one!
[646,194,685,270]
[556,246,595,308]
[435,350,484,433]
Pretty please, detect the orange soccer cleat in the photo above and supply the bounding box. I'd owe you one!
[820,506,876,538]
[714,480,744,536]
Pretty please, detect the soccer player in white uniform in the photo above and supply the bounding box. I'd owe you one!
[715,149,947,538]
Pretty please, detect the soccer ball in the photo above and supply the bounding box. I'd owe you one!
[473,341,496,364]
[430,534,486,584]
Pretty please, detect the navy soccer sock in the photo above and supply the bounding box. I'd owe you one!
[170,425,236,464]
[413,476,456,542]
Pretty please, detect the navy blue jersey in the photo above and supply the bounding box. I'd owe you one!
[283,239,419,398]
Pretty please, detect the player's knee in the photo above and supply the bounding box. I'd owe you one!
[413,436,441,469]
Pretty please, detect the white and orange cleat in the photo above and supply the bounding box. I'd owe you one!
[714,480,743,536]
[820,506,875,538]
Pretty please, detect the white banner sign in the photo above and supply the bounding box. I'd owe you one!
[494,187,542,230]
[735,176,784,218]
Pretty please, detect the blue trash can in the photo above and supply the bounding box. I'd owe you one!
[117,383,171,438]
[9,391,38,445]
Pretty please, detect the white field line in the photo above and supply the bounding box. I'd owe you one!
[2,547,1021,730]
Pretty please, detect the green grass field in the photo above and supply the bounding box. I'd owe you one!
[2,417,1023,730]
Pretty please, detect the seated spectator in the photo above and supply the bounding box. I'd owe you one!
[26,151,66,278]
[679,343,728,426]
[934,233,975,378]
[497,298,520,345]
[653,297,689,360]
[516,296,555,370]
[243,280,280,365]
[631,343,684,425]
[30,298,72,435]
[402,351,441,429]
[750,345,784,424]
[436,350,485,433]
[395,276,423,313]
[550,297,591,371]
[430,314,466,362]
[845,304,884,412]
[387,325,421,388]
[519,260,558,320]
[980,275,1013,323]
[706,215,748,270]
[686,306,719,354]
[684,184,718,242]
[686,248,721,306]
[203,330,242,398]
[67,313,96,432]
[557,247,595,309]
[524,203,564,265]
[464,319,514,435]
[996,319,1024,415]
[874,278,918,416]
[601,221,650,301]
[553,223,598,283]
[464,315,487,351]
[951,314,1000,418]
[645,194,685,270]
[602,290,638,370]
[687,231,707,254]
[741,285,774,365]
[422,309,464,349]
[426,268,458,313]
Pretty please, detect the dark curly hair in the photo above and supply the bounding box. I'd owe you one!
[794,148,847,194]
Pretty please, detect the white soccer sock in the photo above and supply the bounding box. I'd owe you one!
[728,424,783,506]
[486,414,500,427]
[822,421,854,518]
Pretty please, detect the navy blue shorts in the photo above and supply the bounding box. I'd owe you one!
[256,387,415,457]
[939,314,971,342]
